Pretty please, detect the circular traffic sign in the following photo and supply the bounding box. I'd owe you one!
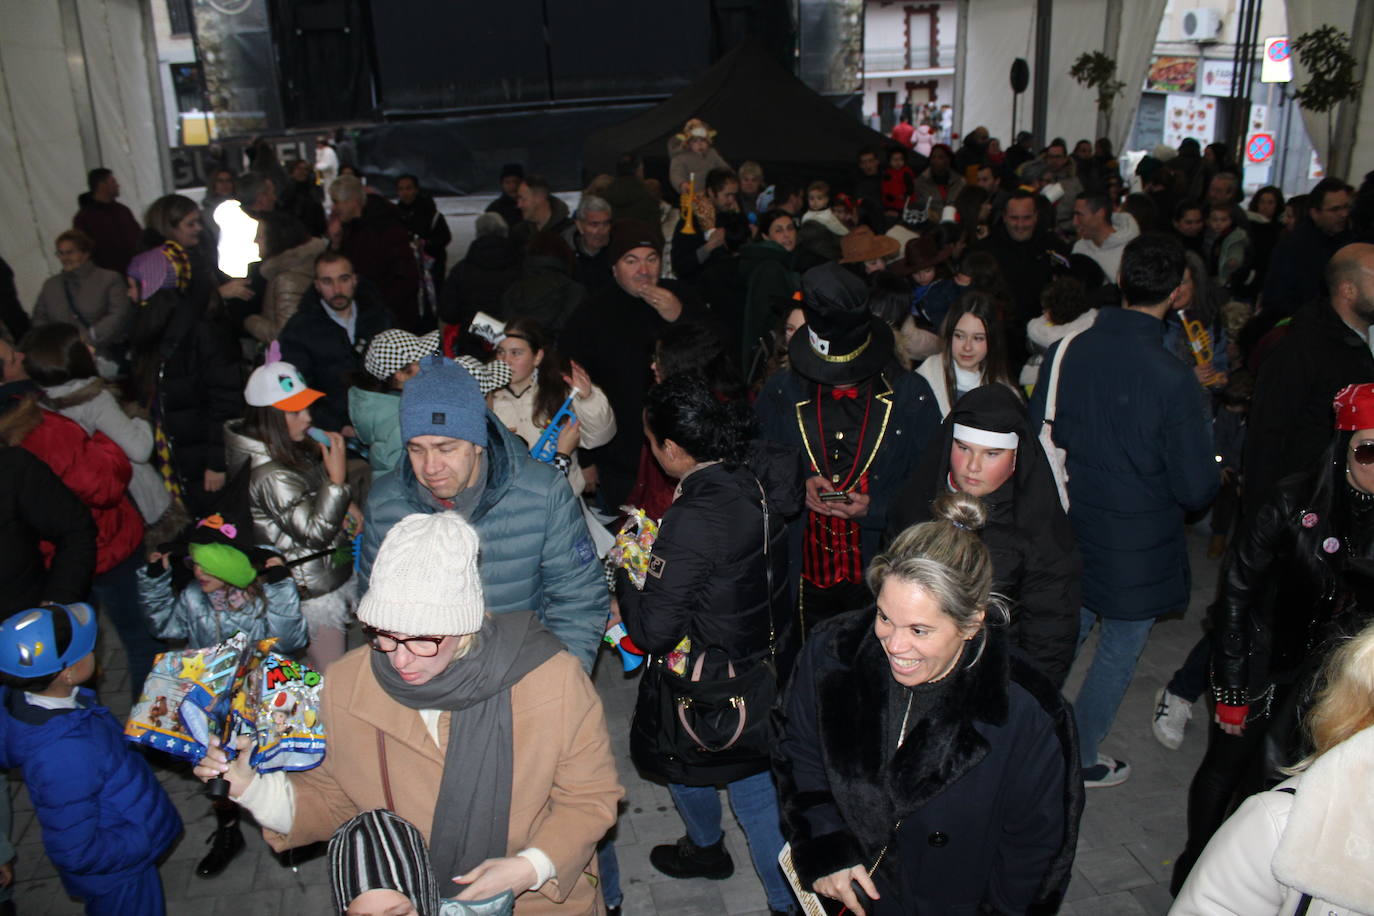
[1268,40,1289,62]
[1247,133,1275,163]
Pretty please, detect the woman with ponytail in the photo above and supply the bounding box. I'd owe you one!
[775,491,1083,915]
[616,371,801,916]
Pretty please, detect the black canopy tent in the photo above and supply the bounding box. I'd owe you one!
[582,42,889,194]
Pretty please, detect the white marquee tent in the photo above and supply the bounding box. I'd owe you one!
[0,0,168,306]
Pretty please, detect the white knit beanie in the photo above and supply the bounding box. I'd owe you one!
[358,512,485,636]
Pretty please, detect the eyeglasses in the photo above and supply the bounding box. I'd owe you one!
[363,626,446,657]
[1354,441,1374,466]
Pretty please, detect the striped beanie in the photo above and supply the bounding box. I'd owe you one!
[328,810,438,916]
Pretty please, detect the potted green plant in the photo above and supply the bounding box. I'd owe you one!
[1070,52,1127,135]
[1291,25,1361,161]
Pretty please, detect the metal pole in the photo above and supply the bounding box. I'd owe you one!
[1276,86,1292,194]
[1240,0,1264,160]
[1031,0,1052,147]
[1227,0,1254,157]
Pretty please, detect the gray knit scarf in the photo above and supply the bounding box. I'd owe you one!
[369,611,561,884]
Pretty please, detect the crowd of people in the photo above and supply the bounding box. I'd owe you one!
[0,113,1373,916]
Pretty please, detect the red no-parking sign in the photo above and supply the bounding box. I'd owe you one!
[1262,37,1293,82]
[1247,133,1275,163]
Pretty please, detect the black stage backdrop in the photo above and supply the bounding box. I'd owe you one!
[367,0,709,112]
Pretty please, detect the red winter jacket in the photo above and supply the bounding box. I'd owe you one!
[22,409,142,575]
[881,166,917,212]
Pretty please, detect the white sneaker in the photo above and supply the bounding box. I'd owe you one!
[1082,754,1131,788]
[1152,687,1193,750]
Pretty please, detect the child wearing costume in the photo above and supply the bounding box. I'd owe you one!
[137,503,305,878]
[0,604,181,915]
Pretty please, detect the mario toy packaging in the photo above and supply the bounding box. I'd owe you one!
[125,634,325,772]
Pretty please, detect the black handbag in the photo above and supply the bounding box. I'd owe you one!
[633,477,779,770]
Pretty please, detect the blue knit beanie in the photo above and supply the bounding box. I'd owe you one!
[399,355,487,447]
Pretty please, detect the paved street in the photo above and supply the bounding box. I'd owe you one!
[8,523,1218,915]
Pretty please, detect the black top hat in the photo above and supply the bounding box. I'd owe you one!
[788,263,894,386]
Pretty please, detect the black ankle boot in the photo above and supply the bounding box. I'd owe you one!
[196,807,245,877]
[649,835,734,880]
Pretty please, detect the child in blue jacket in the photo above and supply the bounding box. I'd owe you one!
[0,603,181,914]
[137,506,306,879]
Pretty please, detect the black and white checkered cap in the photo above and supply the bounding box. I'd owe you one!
[455,355,512,395]
[363,329,441,380]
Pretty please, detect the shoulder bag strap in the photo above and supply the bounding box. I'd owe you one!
[62,278,94,332]
[376,728,395,811]
[1044,329,1083,423]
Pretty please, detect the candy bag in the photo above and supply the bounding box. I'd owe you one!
[124,635,327,774]
[605,507,691,671]
[607,508,659,590]
[125,634,258,762]
[244,654,326,772]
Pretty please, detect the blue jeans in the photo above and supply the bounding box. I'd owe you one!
[1166,634,1211,705]
[669,772,794,913]
[597,837,621,908]
[91,552,164,700]
[1073,609,1155,768]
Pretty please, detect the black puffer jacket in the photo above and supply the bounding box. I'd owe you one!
[886,385,1082,687]
[130,247,244,517]
[619,449,802,785]
[0,447,97,616]
[1212,432,1374,704]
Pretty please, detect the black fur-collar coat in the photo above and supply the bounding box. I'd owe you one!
[774,608,1083,914]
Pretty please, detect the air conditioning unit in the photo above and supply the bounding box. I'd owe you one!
[1181,8,1223,42]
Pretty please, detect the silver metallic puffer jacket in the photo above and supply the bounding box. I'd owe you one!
[223,420,353,599]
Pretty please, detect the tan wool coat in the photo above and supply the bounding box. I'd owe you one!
[266,645,624,915]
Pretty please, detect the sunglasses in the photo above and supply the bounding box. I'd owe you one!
[1355,441,1374,466]
[362,625,447,658]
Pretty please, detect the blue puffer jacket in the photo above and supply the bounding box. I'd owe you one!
[138,568,308,653]
[360,413,607,670]
[0,687,181,897]
[1030,306,1219,620]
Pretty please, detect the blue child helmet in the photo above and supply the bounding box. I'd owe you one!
[0,604,98,680]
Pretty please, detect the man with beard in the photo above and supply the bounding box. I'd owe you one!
[279,251,392,433]
[975,190,1069,366]
[1245,243,1374,512]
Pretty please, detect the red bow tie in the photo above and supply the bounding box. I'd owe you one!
[831,387,859,400]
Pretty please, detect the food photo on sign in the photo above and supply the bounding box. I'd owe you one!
[1147,56,1198,93]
